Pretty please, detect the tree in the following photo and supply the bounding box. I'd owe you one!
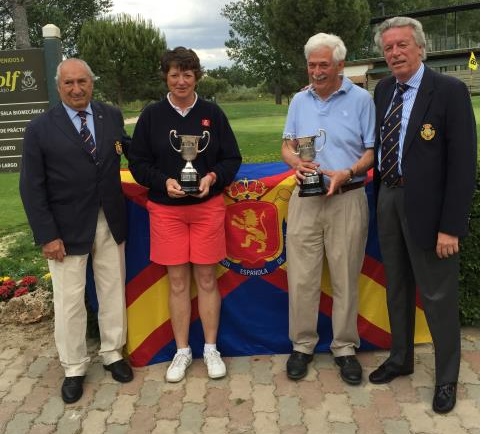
[222,0,297,104]
[6,0,30,48]
[197,75,229,100]
[78,14,166,106]
[1,0,112,55]
[207,64,258,88]
[265,0,371,64]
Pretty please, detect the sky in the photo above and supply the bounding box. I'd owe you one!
[109,0,233,70]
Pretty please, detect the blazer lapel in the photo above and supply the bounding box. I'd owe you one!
[402,67,435,157]
[376,78,396,147]
[380,81,396,119]
[91,102,105,157]
[52,103,82,145]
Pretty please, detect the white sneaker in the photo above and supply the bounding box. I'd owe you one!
[166,352,192,382]
[203,349,226,379]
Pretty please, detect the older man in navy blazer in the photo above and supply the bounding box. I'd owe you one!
[368,17,476,414]
[20,58,133,404]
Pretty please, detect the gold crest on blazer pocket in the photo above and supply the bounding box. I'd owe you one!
[114,141,123,155]
[420,123,435,141]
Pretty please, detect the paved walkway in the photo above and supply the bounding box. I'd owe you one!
[0,322,478,434]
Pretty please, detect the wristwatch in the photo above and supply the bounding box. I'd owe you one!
[346,168,354,182]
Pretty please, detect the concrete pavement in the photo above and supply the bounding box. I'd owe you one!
[0,322,478,434]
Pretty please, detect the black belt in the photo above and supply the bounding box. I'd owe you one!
[335,181,365,195]
[385,176,405,188]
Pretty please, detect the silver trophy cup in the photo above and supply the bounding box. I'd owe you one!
[169,130,211,194]
[288,129,327,196]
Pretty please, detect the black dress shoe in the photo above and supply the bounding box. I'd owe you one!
[286,351,313,380]
[61,376,85,404]
[432,382,457,414]
[334,355,362,385]
[368,363,413,384]
[104,359,134,383]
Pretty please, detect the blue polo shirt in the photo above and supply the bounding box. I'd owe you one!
[283,76,375,183]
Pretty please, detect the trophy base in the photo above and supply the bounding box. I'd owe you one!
[299,186,327,197]
[180,172,200,195]
[181,185,200,195]
[298,173,327,197]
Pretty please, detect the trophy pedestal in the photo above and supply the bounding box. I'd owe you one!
[298,173,327,197]
[180,167,200,194]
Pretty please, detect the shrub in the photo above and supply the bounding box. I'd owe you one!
[459,167,480,326]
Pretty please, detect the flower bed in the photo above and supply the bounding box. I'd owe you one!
[0,275,41,300]
[0,274,53,324]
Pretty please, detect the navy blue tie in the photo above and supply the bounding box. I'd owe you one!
[77,111,97,162]
[380,83,408,186]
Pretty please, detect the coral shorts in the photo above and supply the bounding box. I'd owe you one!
[147,195,226,265]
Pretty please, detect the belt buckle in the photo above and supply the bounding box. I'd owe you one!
[389,177,404,188]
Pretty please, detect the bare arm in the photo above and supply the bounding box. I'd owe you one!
[323,148,374,196]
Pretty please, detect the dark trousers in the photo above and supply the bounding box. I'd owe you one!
[377,184,460,385]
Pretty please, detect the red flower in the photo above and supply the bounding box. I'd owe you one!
[21,276,37,287]
[14,287,29,297]
[0,275,40,301]
[4,279,16,289]
[0,285,12,299]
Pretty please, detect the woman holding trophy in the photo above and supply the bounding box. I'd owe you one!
[128,47,242,382]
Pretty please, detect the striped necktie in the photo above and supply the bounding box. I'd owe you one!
[77,111,97,162]
[380,83,408,186]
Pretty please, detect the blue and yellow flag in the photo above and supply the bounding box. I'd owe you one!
[119,163,431,367]
[468,52,478,71]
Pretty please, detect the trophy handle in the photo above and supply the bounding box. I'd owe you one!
[169,130,182,153]
[197,130,210,153]
[284,134,300,155]
[315,129,327,153]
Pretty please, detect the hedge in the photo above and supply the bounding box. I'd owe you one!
[459,166,480,326]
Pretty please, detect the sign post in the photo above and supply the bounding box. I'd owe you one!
[0,24,61,173]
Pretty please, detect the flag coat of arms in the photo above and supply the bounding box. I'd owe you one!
[104,163,431,367]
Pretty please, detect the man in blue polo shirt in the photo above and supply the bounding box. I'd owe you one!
[281,32,375,384]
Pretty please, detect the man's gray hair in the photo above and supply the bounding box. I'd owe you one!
[54,58,97,85]
[374,16,427,60]
[304,33,347,63]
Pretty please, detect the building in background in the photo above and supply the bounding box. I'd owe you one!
[344,2,480,94]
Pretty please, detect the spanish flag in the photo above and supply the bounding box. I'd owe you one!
[116,163,431,367]
[468,52,478,71]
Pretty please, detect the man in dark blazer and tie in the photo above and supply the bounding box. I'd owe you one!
[20,58,133,404]
[368,17,477,414]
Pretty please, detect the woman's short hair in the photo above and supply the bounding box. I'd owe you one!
[159,46,203,81]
